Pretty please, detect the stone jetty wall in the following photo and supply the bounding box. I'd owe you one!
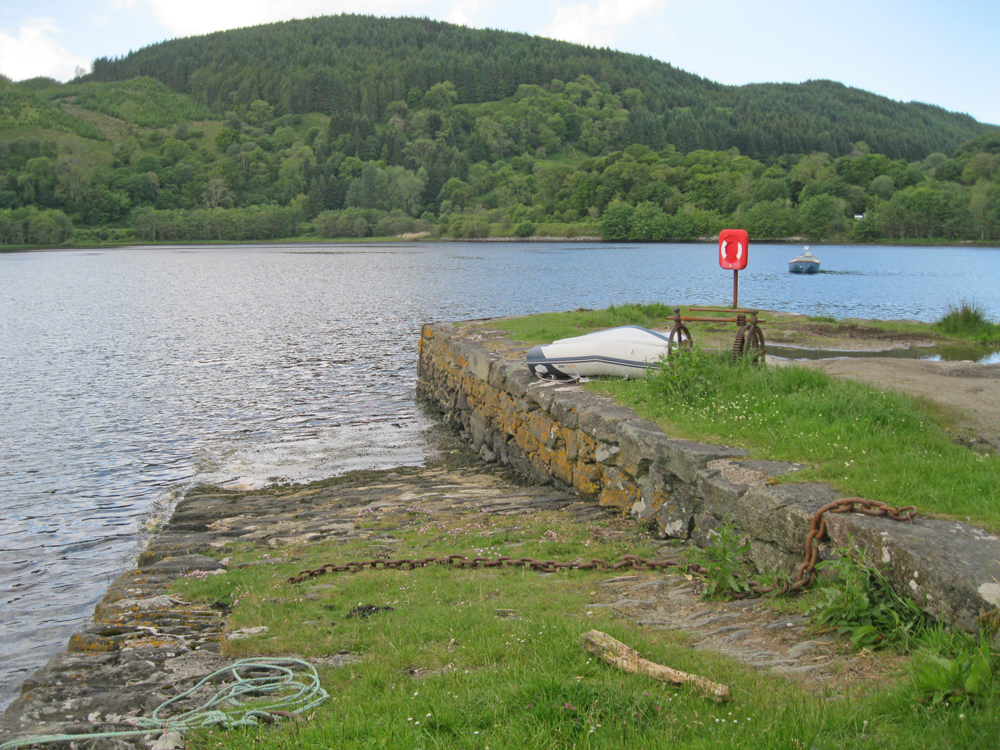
[416,320,1000,635]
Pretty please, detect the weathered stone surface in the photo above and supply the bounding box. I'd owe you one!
[415,318,1000,637]
[598,466,639,510]
[546,448,575,486]
[736,459,802,477]
[499,363,535,398]
[573,461,603,497]
[456,338,493,382]
[138,537,218,566]
[576,401,638,443]
[617,419,671,476]
[549,387,601,429]
[506,443,545,484]
[469,410,490,449]
[661,440,750,484]
[736,484,839,554]
[697,468,749,518]
[825,513,1000,631]
[526,379,563,412]
[629,477,656,526]
[749,540,807,576]
[594,442,620,465]
[526,409,558,448]
[689,514,722,547]
[632,466,674,526]
[655,483,700,540]
[143,554,225,574]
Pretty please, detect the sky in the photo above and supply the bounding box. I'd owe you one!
[2,0,998,126]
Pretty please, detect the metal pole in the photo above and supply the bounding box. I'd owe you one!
[732,270,739,309]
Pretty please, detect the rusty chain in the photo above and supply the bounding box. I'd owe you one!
[716,497,919,599]
[287,497,918,598]
[287,554,687,585]
[794,497,916,589]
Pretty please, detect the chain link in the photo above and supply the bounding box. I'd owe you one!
[287,554,688,585]
[287,497,918,597]
[793,497,916,589]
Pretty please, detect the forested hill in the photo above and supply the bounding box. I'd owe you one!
[85,14,990,162]
[4,13,999,248]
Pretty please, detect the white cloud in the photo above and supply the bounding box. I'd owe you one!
[137,0,270,38]
[446,0,482,27]
[0,20,91,82]
[542,0,667,48]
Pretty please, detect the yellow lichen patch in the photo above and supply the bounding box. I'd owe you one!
[573,461,603,497]
[545,449,575,486]
[68,634,120,653]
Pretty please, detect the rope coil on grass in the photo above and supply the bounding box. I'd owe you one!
[0,657,328,750]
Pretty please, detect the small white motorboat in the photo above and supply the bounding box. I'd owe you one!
[526,326,671,379]
[789,248,821,274]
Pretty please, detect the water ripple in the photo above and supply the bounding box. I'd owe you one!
[2,241,1000,708]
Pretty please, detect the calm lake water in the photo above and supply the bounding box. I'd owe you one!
[2,241,999,708]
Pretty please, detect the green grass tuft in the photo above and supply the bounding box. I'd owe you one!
[934,300,1000,343]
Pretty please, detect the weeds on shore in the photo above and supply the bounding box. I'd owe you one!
[810,547,927,652]
[934,300,1000,343]
[692,528,1000,708]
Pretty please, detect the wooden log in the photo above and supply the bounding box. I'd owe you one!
[580,629,731,703]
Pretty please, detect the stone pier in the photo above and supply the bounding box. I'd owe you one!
[416,319,1000,635]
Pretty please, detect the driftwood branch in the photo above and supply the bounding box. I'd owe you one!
[581,629,731,703]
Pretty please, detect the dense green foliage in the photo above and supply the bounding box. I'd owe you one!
[85,15,991,162]
[1,14,998,245]
[0,78,103,139]
[0,206,74,244]
[64,77,213,128]
[131,204,303,242]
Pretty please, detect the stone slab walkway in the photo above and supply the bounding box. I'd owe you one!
[1,457,892,749]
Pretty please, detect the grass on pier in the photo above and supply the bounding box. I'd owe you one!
[175,510,998,750]
[497,304,1000,532]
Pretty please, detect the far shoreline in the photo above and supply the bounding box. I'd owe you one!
[5,235,1000,253]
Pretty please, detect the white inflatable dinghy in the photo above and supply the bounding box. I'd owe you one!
[526,326,672,379]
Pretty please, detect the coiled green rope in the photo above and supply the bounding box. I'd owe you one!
[1,657,329,749]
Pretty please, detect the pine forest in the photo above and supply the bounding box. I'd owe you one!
[1,14,998,246]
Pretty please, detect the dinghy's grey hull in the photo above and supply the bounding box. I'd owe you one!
[526,326,671,379]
